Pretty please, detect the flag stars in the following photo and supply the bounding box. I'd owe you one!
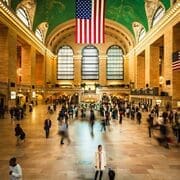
[76,0,91,19]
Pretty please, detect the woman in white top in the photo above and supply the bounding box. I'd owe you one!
[9,157,22,180]
[94,144,106,180]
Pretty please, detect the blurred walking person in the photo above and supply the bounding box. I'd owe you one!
[59,119,70,145]
[136,110,142,125]
[90,109,95,133]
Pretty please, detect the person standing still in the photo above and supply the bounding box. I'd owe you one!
[94,144,106,180]
[44,119,52,138]
[9,157,22,180]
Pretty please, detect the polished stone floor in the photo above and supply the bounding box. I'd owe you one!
[0,104,180,180]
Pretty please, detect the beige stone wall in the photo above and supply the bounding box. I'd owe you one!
[0,25,17,101]
[35,53,44,85]
[127,50,135,83]
[8,29,17,83]
[136,54,145,88]
[164,28,173,96]
[45,54,54,85]
[0,25,9,83]
[30,46,36,86]
[21,45,31,85]
[74,55,81,86]
[149,45,159,87]
[99,55,107,86]
[145,46,150,86]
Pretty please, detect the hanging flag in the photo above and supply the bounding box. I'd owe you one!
[75,0,105,44]
[172,51,180,71]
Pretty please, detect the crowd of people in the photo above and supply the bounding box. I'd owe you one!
[3,96,179,179]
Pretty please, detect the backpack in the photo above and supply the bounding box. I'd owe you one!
[108,168,115,180]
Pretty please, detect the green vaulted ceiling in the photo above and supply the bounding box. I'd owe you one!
[11,0,171,37]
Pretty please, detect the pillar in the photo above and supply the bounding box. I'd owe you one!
[74,55,81,86]
[149,45,160,87]
[99,54,107,86]
[136,53,145,88]
[21,45,31,85]
[164,27,173,96]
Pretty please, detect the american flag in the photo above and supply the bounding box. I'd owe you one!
[172,51,180,71]
[75,0,105,44]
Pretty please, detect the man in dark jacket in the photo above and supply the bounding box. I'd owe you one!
[147,114,154,137]
[44,119,52,138]
[136,111,142,125]
[15,124,25,145]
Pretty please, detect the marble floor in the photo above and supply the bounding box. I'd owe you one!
[0,104,180,180]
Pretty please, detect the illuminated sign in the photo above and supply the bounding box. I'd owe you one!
[10,91,16,99]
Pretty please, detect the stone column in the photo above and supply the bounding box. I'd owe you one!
[124,55,129,83]
[164,27,173,96]
[0,25,8,83]
[35,53,45,86]
[99,54,106,86]
[30,47,36,87]
[145,47,150,87]
[127,50,135,84]
[149,45,160,87]
[21,45,31,85]
[0,25,17,83]
[74,54,81,86]
[0,26,17,105]
[136,53,145,88]
[45,54,53,85]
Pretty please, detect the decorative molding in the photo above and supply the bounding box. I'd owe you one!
[145,0,160,29]
[16,0,36,30]
[36,22,49,43]
[132,22,146,44]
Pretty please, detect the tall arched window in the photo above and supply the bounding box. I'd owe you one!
[138,28,146,42]
[35,28,43,42]
[151,6,165,27]
[2,0,9,6]
[57,46,74,80]
[82,46,99,80]
[107,45,124,80]
[16,7,31,28]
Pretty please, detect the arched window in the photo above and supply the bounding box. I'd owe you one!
[107,45,124,80]
[57,46,74,80]
[2,0,9,6]
[16,7,31,28]
[138,28,146,42]
[151,6,165,27]
[82,46,99,80]
[35,28,43,42]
